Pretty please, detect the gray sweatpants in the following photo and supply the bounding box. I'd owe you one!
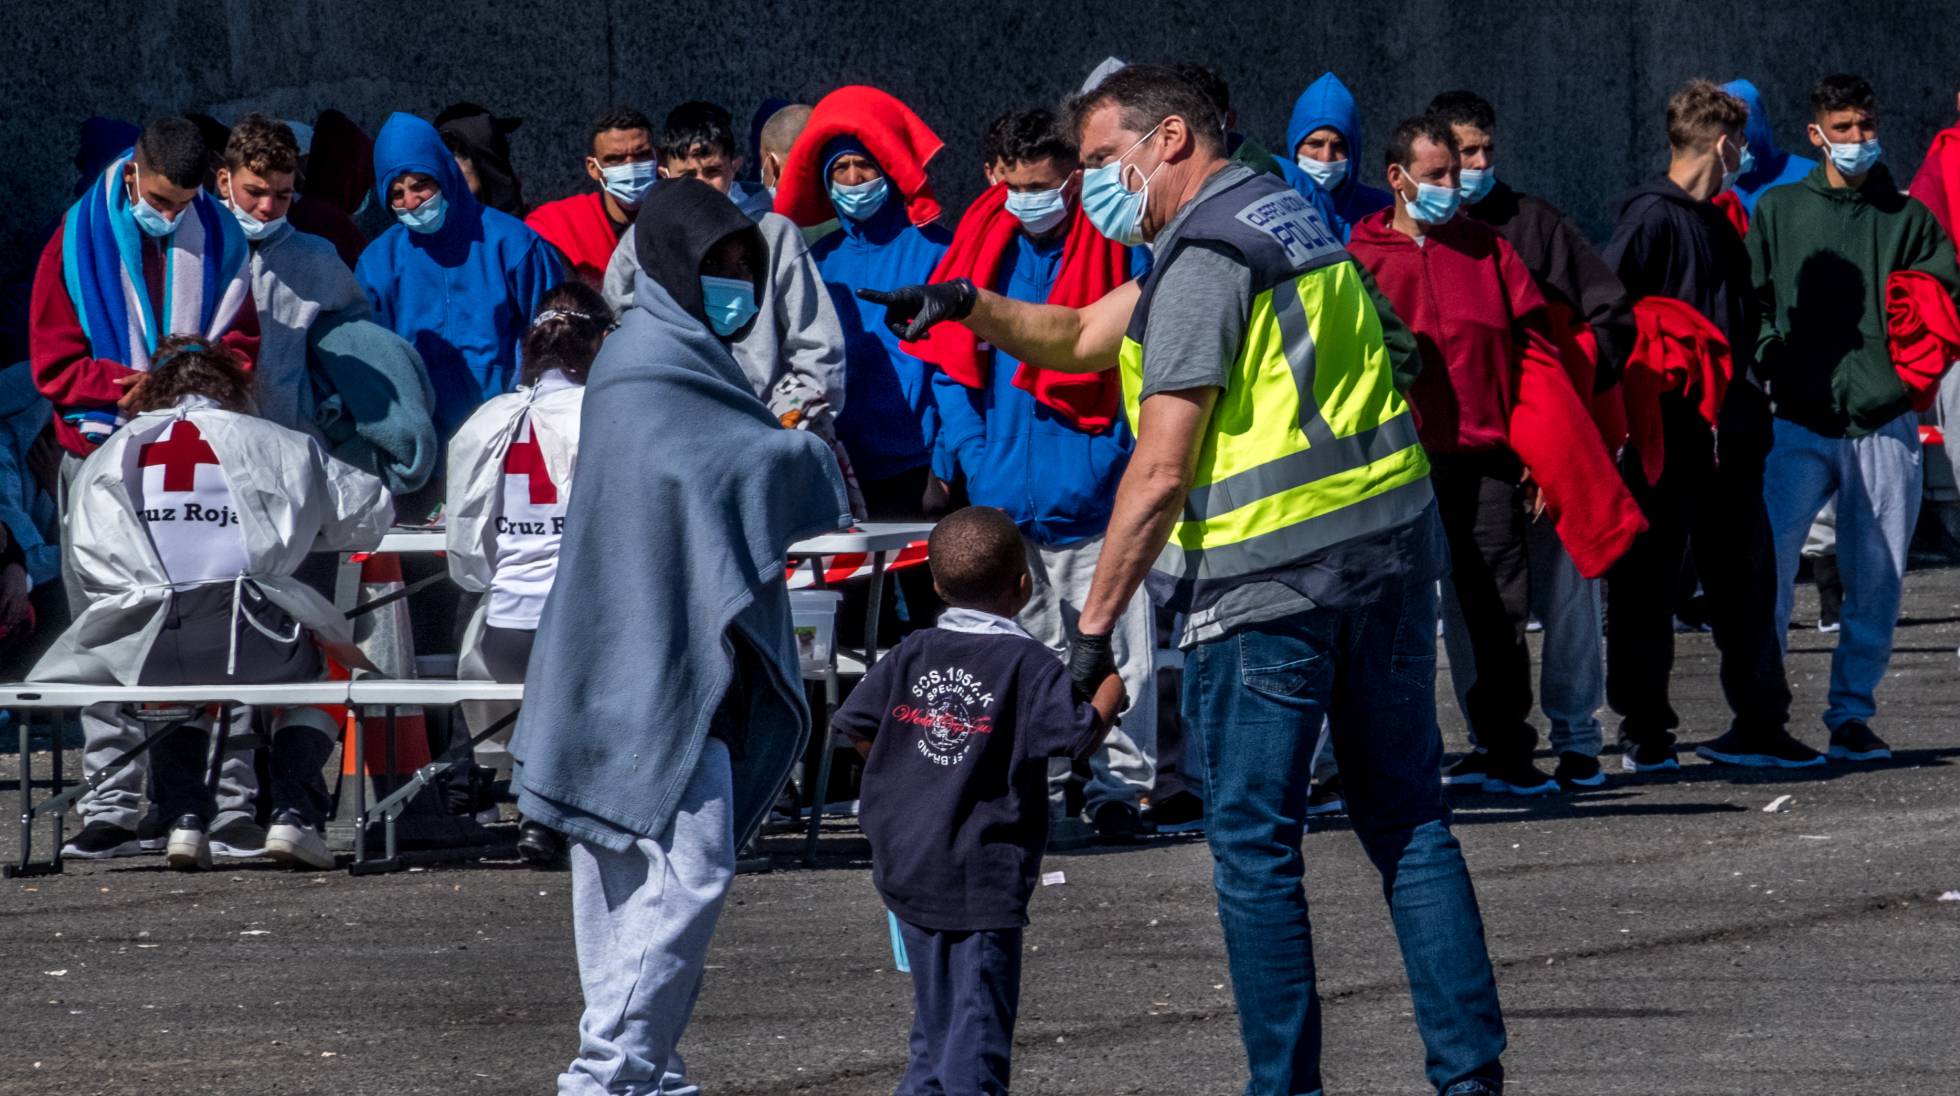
[1440,515,1606,757]
[1017,535,1157,815]
[558,739,733,1096]
[1764,412,1922,730]
[59,452,258,832]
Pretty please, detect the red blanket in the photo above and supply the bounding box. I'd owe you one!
[773,86,944,229]
[1621,297,1731,486]
[1908,125,1960,241]
[1543,298,1628,454]
[1887,270,1960,412]
[904,183,1129,431]
[525,192,621,289]
[1711,189,1750,238]
[1509,333,1649,578]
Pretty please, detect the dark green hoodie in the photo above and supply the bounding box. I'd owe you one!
[1748,162,1959,437]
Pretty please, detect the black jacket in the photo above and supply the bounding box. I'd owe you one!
[1603,174,1772,465]
[1469,181,1633,390]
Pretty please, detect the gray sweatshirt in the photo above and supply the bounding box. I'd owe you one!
[604,208,846,425]
[248,224,369,432]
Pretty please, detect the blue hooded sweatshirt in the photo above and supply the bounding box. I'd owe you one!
[1285,73,1394,238]
[356,112,562,437]
[1721,79,1818,214]
[930,232,1145,547]
[809,141,952,483]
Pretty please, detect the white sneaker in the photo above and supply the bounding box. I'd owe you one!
[165,821,212,871]
[265,818,335,870]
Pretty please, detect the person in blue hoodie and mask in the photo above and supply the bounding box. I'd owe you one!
[356,112,562,440]
[1721,78,1818,215]
[777,93,952,519]
[1286,72,1395,240]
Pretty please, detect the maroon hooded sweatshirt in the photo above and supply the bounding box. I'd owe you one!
[1345,208,1556,454]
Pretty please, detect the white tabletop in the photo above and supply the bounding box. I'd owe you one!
[0,682,352,707]
[367,522,931,557]
[348,679,525,704]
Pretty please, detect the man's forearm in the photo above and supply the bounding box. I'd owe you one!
[961,289,1112,375]
[1078,465,1186,636]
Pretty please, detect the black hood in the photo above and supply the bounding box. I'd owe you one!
[633,178,769,332]
[1609,173,1703,223]
[435,102,526,215]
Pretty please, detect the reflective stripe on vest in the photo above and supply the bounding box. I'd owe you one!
[1120,258,1430,601]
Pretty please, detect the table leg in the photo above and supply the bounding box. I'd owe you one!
[864,553,886,669]
[15,710,29,873]
[383,706,398,863]
[50,712,63,867]
[352,705,368,866]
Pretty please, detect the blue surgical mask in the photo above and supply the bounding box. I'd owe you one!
[1402,180,1461,225]
[1296,155,1348,191]
[1737,144,1756,178]
[1081,122,1164,246]
[1458,166,1497,205]
[1815,128,1881,177]
[701,275,759,337]
[396,192,448,234]
[130,166,183,238]
[828,176,890,222]
[1004,185,1071,236]
[600,160,657,208]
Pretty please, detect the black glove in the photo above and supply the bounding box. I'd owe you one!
[1066,632,1117,700]
[856,279,977,341]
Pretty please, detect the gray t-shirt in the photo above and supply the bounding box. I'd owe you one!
[1139,241,1253,400]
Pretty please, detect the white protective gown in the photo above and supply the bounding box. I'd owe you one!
[31,401,394,685]
[445,373,583,766]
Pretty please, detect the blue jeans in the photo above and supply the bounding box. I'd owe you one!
[1187,579,1507,1096]
[1763,413,1922,729]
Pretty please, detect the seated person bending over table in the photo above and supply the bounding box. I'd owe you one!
[30,337,392,870]
[446,281,614,866]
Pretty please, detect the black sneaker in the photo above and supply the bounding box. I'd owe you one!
[61,821,143,860]
[1306,775,1346,817]
[1553,752,1606,788]
[136,810,168,852]
[1482,758,1561,796]
[1090,801,1153,845]
[210,818,268,859]
[1141,790,1204,833]
[516,820,566,867]
[1696,728,1825,769]
[1620,741,1680,773]
[1443,751,1492,786]
[1827,720,1892,762]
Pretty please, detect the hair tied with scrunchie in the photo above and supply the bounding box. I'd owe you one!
[149,339,216,371]
[531,309,593,328]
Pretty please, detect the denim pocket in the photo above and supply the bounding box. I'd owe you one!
[1239,637,1324,700]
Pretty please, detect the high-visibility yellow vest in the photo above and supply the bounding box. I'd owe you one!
[1119,170,1432,613]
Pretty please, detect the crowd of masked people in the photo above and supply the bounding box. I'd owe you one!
[7,61,1959,887]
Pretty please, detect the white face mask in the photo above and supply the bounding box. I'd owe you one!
[1296,154,1348,191]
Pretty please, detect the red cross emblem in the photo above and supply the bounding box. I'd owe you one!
[503,419,558,505]
[138,421,221,492]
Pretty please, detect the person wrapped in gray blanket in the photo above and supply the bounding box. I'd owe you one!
[510,178,851,1095]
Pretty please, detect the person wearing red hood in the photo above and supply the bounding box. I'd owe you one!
[1345,115,1571,799]
[774,87,952,520]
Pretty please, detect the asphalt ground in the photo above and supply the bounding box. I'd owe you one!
[2,570,1957,1095]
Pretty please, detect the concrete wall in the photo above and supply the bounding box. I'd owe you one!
[4,0,1953,258]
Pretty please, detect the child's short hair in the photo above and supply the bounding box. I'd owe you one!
[928,507,1026,606]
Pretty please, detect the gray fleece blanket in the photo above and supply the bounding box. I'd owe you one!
[511,272,851,850]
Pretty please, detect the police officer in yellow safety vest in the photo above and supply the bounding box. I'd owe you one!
[861,65,1510,1096]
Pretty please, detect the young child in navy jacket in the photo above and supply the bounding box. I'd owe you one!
[833,506,1124,1095]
